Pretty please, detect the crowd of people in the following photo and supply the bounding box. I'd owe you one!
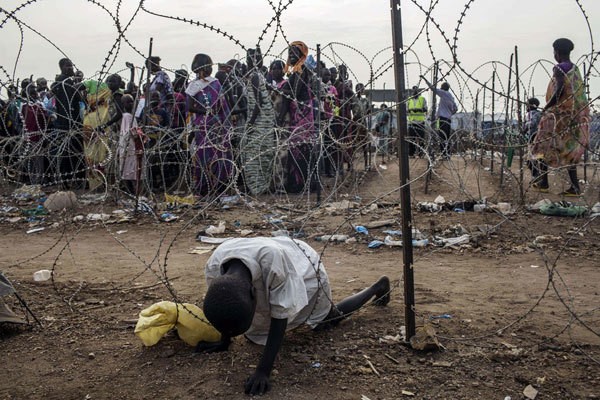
[0,42,399,199]
[0,38,590,199]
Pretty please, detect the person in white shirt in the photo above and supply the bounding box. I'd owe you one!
[200,237,391,395]
[420,75,458,159]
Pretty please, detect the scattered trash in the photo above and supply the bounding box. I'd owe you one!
[453,207,465,213]
[367,203,378,212]
[271,229,290,237]
[384,236,402,247]
[410,323,441,351]
[197,236,232,244]
[504,397,512,400]
[418,202,442,213]
[401,390,416,396]
[311,362,321,368]
[449,200,476,211]
[378,334,403,344]
[135,200,154,214]
[164,193,195,206]
[13,184,45,201]
[160,212,178,222]
[493,202,512,214]
[292,230,306,239]
[430,314,452,320]
[473,203,487,212]
[205,221,226,235]
[539,202,587,217]
[323,200,360,213]
[528,198,552,211]
[523,384,538,399]
[436,234,470,247]
[0,206,19,214]
[22,205,48,217]
[368,240,385,249]
[434,195,446,204]
[591,202,600,217]
[188,245,215,255]
[7,217,21,223]
[240,229,253,237]
[86,213,111,222]
[26,227,45,234]
[44,191,78,212]
[530,265,540,269]
[378,164,388,170]
[382,230,402,236]
[355,225,369,235]
[116,230,127,235]
[220,194,241,205]
[412,239,429,247]
[316,234,348,243]
[33,269,52,282]
[363,219,395,229]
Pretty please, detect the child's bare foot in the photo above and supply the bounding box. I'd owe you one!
[373,276,391,306]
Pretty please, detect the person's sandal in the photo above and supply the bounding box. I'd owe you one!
[559,187,581,197]
[532,183,549,193]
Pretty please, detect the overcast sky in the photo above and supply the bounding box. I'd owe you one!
[1,0,599,110]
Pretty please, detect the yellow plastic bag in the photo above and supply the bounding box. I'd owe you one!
[134,301,221,347]
[164,193,196,206]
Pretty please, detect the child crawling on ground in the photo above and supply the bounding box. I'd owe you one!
[198,236,391,395]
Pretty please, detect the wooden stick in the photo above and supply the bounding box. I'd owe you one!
[364,355,380,376]
[384,353,400,364]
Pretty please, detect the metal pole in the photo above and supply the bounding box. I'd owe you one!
[390,0,416,341]
[514,46,524,203]
[136,37,153,214]
[424,61,438,194]
[481,84,486,166]
[500,53,513,188]
[583,63,589,183]
[315,44,322,205]
[491,71,496,173]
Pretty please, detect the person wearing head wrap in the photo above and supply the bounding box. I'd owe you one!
[531,38,590,196]
[280,41,315,193]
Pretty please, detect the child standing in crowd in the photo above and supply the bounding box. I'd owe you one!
[118,94,145,194]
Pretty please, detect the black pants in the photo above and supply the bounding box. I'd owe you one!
[438,117,452,157]
[408,122,426,157]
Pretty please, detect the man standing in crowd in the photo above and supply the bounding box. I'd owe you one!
[421,75,458,159]
[51,58,85,188]
[407,85,427,157]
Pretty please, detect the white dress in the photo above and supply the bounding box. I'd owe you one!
[118,112,139,180]
[205,237,332,345]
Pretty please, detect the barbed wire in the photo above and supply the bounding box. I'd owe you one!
[0,0,598,375]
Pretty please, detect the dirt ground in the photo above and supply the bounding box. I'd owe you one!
[1,156,599,400]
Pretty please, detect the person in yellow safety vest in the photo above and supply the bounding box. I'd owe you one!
[407,85,427,157]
